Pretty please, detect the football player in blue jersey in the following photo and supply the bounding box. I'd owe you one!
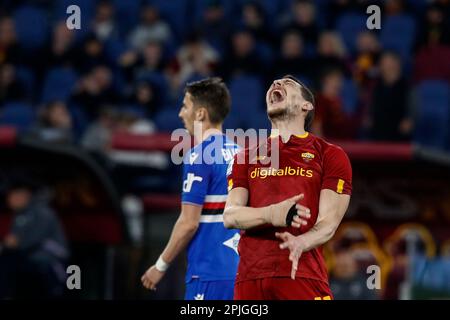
[141,78,240,300]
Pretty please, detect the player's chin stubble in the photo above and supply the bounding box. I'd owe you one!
[267,104,296,122]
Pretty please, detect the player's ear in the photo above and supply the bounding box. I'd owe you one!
[195,107,207,122]
[301,101,314,112]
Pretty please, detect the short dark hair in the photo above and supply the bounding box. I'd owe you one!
[185,77,231,125]
[282,74,315,130]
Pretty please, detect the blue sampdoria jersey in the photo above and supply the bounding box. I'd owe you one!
[181,134,240,283]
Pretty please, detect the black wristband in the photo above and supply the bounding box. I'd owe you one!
[286,204,297,226]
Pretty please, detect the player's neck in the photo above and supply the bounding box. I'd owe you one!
[195,123,223,144]
[271,118,307,143]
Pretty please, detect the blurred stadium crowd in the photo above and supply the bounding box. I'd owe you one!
[0,0,450,300]
[0,0,449,150]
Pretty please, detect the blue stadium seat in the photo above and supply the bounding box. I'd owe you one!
[41,68,78,104]
[153,106,183,132]
[407,0,428,16]
[229,75,264,114]
[341,78,358,115]
[0,102,35,132]
[414,80,450,148]
[67,103,89,140]
[112,0,141,37]
[380,15,416,59]
[228,75,265,130]
[13,5,48,50]
[192,0,238,25]
[104,38,129,65]
[52,0,95,41]
[15,66,36,101]
[335,13,367,53]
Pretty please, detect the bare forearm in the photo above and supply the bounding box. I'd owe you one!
[160,217,198,263]
[299,221,337,251]
[223,205,270,230]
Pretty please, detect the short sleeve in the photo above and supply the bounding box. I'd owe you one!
[227,150,249,191]
[181,151,211,205]
[321,145,352,195]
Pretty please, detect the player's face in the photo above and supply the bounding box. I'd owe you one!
[266,78,305,120]
[179,92,196,135]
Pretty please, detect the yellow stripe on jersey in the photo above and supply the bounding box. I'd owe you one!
[228,179,233,191]
[314,295,332,300]
[337,179,344,194]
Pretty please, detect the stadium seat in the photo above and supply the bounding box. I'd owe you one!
[41,68,78,104]
[15,66,36,101]
[380,15,416,59]
[52,0,94,41]
[229,75,264,112]
[414,80,450,149]
[335,13,367,53]
[153,107,183,132]
[0,102,35,132]
[104,38,130,65]
[13,5,48,50]
[67,103,89,140]
[112,0,141,36]
[341,78,358,115]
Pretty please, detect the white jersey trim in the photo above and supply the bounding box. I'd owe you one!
[204,195,227,203]
[199,215,224,223]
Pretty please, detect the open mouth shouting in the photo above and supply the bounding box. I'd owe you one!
[269,88,286,105]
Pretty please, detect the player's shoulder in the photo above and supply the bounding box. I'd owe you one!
[311,134,349,158]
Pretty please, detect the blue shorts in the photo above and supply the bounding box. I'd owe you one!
[185,279,235,300]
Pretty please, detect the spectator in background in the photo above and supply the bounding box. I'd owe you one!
[91,0,118,42]
[0,64,24,105]
[367,52,413,141]
[240,2,272,44]
[128,79,163,116]
[73,34,109,74]
[72,66,118,120]
[39,21,76,71]
[352,31,380,88]
[30,101,74,144]
[280,0,319,47]
[326,0,382,27]
[0,174,69,299]
[383,0,405,16]
[271,30,312,80]
[128,5,172,51]
[197,0,230,54]
[352,31,381,111]
[413,3,450,83]
[312,68,359,140]
[329,247,378,300]
[315,31,350,83]
[116,107,156,135]
[81,106,118,153]
[169,34,219,93]
[72,66,120,119]
[220,29,263,79]
[0,16,21,65]
[133,41,166,78]
[417,3,450,48]
[119,41,167,84]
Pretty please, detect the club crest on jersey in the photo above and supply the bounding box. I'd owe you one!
[301,152,315,162]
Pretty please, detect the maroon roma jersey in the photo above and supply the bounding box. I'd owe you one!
[228,133,352,284]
